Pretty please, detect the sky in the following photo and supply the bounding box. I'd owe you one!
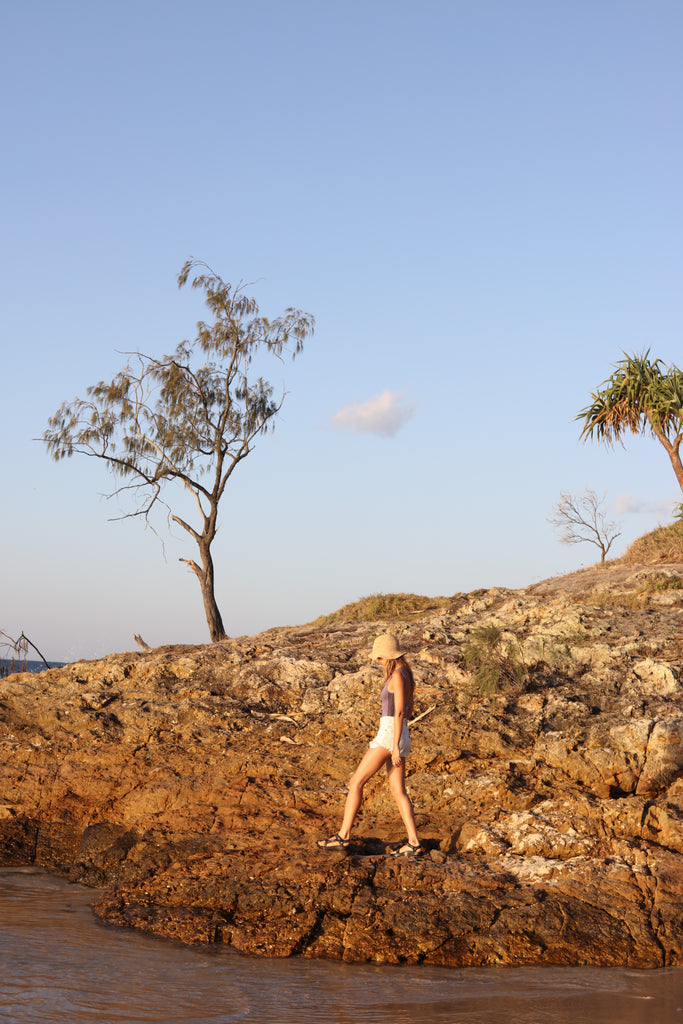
[2,0,682,662]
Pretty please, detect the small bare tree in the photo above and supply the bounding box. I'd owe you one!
[548,488,622,565]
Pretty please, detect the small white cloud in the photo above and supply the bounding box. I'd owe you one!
[329,389,416,438]
[614,494,645,515]
[614,493,675,517]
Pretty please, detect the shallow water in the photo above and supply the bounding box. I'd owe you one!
[1,868,683,1024]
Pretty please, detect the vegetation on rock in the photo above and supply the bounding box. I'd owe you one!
[620,519,683,564]
[461,625,527,695]
[309,592,451,626]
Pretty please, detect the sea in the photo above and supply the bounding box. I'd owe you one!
[0,659,65,676]
[1,868,683,1024]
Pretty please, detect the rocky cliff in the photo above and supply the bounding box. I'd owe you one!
[2,563,683,966]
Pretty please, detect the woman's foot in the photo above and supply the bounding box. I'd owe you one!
[391,840,424,858]
[316,833,350,850]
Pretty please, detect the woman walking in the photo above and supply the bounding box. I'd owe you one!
[317,633,423,857]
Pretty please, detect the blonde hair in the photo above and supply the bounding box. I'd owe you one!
[383,656,415,717]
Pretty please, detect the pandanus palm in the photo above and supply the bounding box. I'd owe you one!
[577,351,683,496]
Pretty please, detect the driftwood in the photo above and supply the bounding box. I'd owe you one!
[409,704,436,726]
[250,711,298,724]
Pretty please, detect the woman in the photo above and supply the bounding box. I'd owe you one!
[317,633,423,857]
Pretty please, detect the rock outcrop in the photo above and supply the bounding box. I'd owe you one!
[2,563,683,966]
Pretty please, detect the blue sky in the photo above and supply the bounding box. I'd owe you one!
[2,0,682,661]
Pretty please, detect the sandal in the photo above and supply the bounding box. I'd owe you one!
[391,841,424,858]
[316,833,350,850]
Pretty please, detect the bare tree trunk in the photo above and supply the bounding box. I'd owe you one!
[668,445,683,495]
[180,541,227,642]
[199,576,227,641]
[652,426,683,495]
[197,543,227,641]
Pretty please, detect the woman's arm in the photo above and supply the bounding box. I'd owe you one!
[391,670,405,765]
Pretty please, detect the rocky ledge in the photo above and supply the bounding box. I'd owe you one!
[2,563,683,967]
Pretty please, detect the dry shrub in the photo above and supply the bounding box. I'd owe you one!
[620,521,683,564]
[0,658,27,678]
[462,625,527,695]
[648,576,683,591]
[310,592,450,626]
[569,590,650,611]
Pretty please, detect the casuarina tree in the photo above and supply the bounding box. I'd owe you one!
[577,351,683,496]
[42,259,315,641]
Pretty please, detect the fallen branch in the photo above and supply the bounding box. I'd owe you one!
[250,710,298,725]
[409,704,436,726]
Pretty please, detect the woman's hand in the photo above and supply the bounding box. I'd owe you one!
[391,746,401,767]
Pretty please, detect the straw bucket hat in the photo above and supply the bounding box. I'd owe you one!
[371,633,404,660]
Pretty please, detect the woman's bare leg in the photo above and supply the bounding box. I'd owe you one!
[387,759,420,847]
[336,746,390,839]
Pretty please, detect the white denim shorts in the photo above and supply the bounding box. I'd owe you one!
[369,716,411,758]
